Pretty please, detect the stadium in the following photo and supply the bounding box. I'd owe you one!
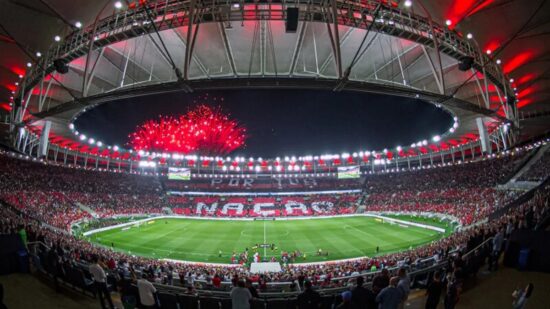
[0,1,550,309]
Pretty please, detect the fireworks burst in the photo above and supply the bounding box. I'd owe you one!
[128,105,247,155]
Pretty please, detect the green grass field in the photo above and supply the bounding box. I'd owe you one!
[86,216,451,264]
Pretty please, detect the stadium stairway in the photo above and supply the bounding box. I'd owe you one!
[501,143,550,190]
[61,193,99,218]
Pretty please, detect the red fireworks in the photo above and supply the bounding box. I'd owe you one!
[128,105,247,155]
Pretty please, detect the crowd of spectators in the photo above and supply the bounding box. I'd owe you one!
[1,183,548,308]
[1,147,550,308]
[164,177,363,192]
[363,157,523,225]
[168,194,360,217]
[517,150,550,182]
[0,151,530,230]
[0,152,363,229]
[0,154,164,229]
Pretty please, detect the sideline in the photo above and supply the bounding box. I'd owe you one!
[83,213,449,237]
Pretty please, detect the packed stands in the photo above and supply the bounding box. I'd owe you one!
[1,182,548,294]
[362,157,521,224]
[167,193,361,217]
[0,153,163,229]
[0,151,524,229]
[164,176,363,192]
[517,150,550,182]
[1,147,549,308]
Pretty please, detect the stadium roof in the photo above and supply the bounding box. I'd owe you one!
[1,0,549,161]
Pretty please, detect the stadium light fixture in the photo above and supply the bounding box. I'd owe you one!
[466,33,473,39]
[114,1,123,9]
[422,140,428,146]
[445,19,452,26]
[97,141,103,147]
[27,62,32,67]
[509,78,514,83]
[79,135,86,141]
[88,138,95,144]
[75,21,82,28]
[69,123,74,130]
[404,0,412,8]
[36,52,42,57]
[54,35,61,42]
[486,49,492,55]
[496,59,501,65]
[113,145,119,151]
[432,135,441,142]
[396,146,402,152]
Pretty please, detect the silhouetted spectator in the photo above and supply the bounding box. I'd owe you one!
[425,272,444,309]
[351,276,376,309]
[376,277,403,309]
[297,281,321,309]
[372,268,390,294]
[231,280,252,309]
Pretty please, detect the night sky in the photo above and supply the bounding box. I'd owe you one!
[75,89,452,157]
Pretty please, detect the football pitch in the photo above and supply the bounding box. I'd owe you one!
[86,216,453,264]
